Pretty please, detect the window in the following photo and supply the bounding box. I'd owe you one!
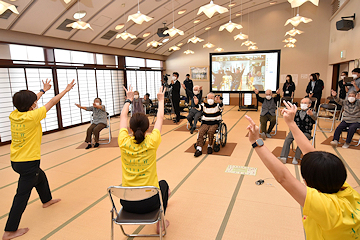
[125,57,145,68]
[77,69,97,122]
[54,49,95,64]
[146,59,161,69]
[111,70,124,115]
[127,70,162,100]
[96,70,114,116]
[9,44,45,62]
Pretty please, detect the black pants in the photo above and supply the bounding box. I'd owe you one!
[120,180,169,214]
[185,92,193,104]
[172,98,180,122]
[333,121,360,144]
[5,160,52,231]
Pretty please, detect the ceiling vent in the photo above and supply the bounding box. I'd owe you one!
[131,38,144,45]
[0,6,17,19]
[101,30,118,40]
[56,19,75,32]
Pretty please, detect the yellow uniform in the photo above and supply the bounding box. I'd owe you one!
[118,128,161,188]
[9,106,46,162]
[303,182,360,239]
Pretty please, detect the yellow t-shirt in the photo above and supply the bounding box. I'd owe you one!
[303,182,360,240]
[118,128,161,188]
[9,106,47,162]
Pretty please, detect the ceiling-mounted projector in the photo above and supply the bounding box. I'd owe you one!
[336,14,355,31]
[157,22,169,37]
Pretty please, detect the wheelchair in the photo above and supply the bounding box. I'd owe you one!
[194,120,228,152]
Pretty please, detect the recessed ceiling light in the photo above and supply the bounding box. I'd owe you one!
[194,19,201,24]
[177,43,184,46]
[229,3,236,7]
[115,24,124,30]
[162,38,169,43]
[143,32,151,37]
[73,11,86,19]
[205,26,211,30]
[270,1,277,5]
[236,13,242,16]
[178,9,186,14]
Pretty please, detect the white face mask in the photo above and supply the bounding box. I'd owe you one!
[300,104,309,110]
[265,96,272,100]
[207,99,214,105]
[193,90,199,95]
[348,97,356,103]
[352,74,358,79]
[340,76,345,80]
[172,76,176,80]
[134,95,139,99]
[95,102,100,106]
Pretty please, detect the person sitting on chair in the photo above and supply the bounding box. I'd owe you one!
[118,85,170,233]
[75,98,107,149]
[278,97,317,165]
[181,84,203,134]
[143,93,153,114]
[330,90,360,149]
[193,93,223,157]
[132,91,144,114]
[255,88,280,140]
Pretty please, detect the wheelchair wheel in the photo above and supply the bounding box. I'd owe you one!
[220,123,227,147]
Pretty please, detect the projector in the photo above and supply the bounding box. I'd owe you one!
[336,20,354,31]
[157,23,169,37]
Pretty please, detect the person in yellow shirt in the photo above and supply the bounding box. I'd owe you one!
[2,79,76,240]
[245,101,360,240]
[118,85,170,233]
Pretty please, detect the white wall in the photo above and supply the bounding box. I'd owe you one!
[166,1,332,100]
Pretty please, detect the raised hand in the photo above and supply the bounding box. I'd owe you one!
[123,85,134,101]
[199,86,203,90]
[181,83,186,89]
[306,109,313,116]
[215,96,221,103]
[157,86,166,101]
[75,103,80,108]
[331,89,337,97]
[42,79,52,92]
[281,101,297,124]
[65,80,76,92]
[245,115,260,143]
[193,96,199,105]
[171,79,174,84]
[254,89,259,95]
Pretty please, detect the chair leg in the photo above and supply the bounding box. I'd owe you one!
[110,210,114,240]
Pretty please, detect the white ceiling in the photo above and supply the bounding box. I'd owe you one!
[0,0,289,56]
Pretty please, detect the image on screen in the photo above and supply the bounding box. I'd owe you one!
[210,50,280,93]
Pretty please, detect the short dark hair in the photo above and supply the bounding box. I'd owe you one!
[342,71,348,76]
[129,113,149,144]
[145,93,150,97]
[186,74,190,77]
[310,73,318,81]
[286,75,293,83]
[301,151,347,194]
[315,72,320,77]
[94,98,102,104]
[173,72,179,78]
[13,90,37,112]
[352,68,360,74]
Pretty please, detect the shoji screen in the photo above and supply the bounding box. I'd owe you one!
[111,70,124,115]
[77,69,97,123]
[96,70,114,116]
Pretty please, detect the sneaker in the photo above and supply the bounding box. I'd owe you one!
[260,132,266,140]
[330,140,339,147]
[94,143,100,148]
[266,133,272,138]
[342,143,350,149]
[85,144,92,149]
[292,157,299,165]
[277,157,287,164]
[207,147,213,154]
[190,127,195,134]
[194,150,202,157]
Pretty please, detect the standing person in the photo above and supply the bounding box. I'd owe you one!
[118,85,170,233]
[143,93,153,114]
[306,73,323,110]
[183,74,193,104]
[170,72,181,123]
[75,98,107,149]
[2,79,76,240]
[231,65,245,91]
[181,84,203,134]
[338,71,348,100]
[347,68,360,94]
[283,75,296,98]
[131,91,144,114]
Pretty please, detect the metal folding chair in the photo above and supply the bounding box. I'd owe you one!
[91,112,111,145]
[317,103,337,133]
[339,112,360,147]
[107,186,167,240]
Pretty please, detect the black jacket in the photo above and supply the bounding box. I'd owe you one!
[282,82,296,97]
[306,79,324,99]
[170,80,180,100]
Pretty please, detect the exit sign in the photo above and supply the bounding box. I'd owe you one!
[341,50,346,59]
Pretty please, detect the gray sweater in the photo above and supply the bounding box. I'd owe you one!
[256,94,280,116]
[334,97,360,123]
[86,105,107,125]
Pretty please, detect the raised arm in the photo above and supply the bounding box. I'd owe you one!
[36,79,52,100]
[120,86,134,129]
[282,101,316,154]
[154,86,166,133]
[245,115,307,206]
[254,89,264,103]
[44,80,75,112]
[331,89,344,106]
[75,103,87,110]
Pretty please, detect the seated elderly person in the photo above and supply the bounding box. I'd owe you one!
[255,88,280,140]
[181,84,203,134]
[278,97,317,164]
[330,90,360,148]
[142,93,153,114]
[193,93,223,157]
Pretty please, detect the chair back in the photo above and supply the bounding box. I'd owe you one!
[108,186,159,201]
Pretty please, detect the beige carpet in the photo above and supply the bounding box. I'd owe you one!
[271,146,301,165]
[245,130,287,140]
[185,142,237,157]
[76,137,119,149]
[321,136,360,150]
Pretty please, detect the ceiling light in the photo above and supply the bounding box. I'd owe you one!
[234,32,248,40]
[229,3,236,7]
[203,42,215,48]
[214,47,224,52]
[269,1,277,5]
[282,37,297,43]
[66,20,93,30]
[115,24,124,30]
[285,14,312,27]
[236,13,242,16]
[285,28,304,36]
[288,0,319,8]
[198,0,229,18]
[143,32,151,37]
[162,38,169,43]
[184,49,195,54]
[163,26,184,37]
[64,0,71,3]
[284,43,296,48]
[73,11,86,19]
[116,31,136,40]
[219,21,242,32]
[169,46,180,51]
[194,19,201,24]
[147,40,162,48]
[241,40,256,46]
[178,9,186,14]
[205,26,212,30]
[188,36,204,44]
[127,0,153,24]
[0,0,19,15]
[248,45,258,50]
[177,43,183,46]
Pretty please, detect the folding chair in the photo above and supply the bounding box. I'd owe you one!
[339,112,360,147]
[107,186,167,240]
[316,103,337,133]
[91,112,111,145]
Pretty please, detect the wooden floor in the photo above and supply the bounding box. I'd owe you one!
[0,105,359,240]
